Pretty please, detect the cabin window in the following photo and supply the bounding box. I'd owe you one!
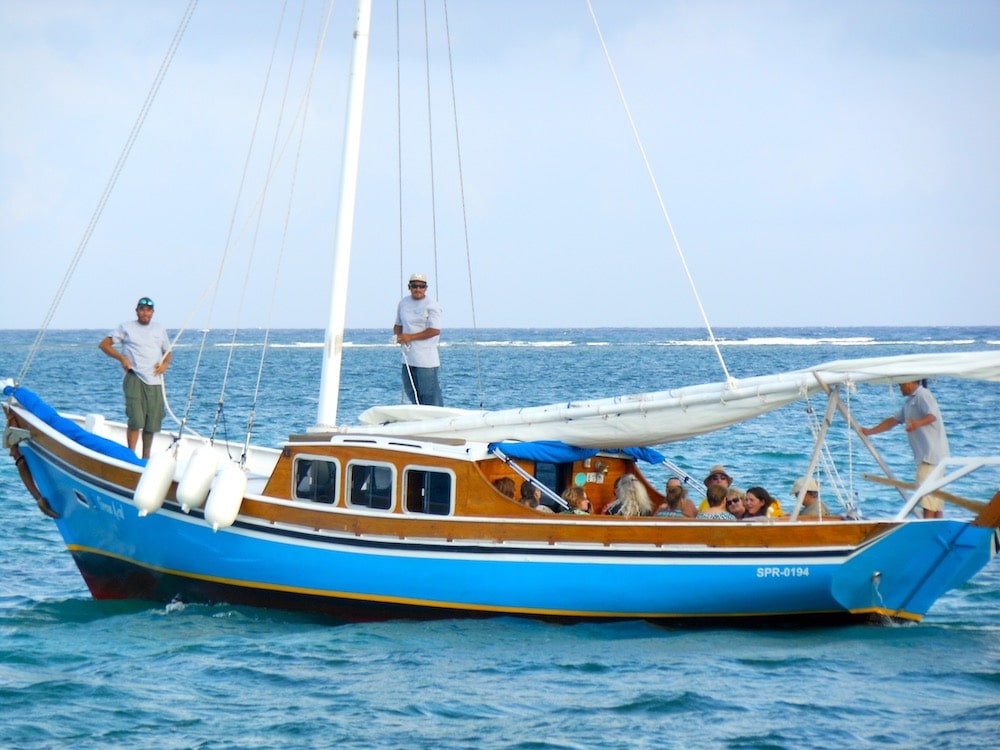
[534,461,573,510]
[294,458,338,504]
[535,461,571,495]
[347,462,394,511]
[403,468,453,516]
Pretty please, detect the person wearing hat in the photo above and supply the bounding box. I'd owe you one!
[703,464,732,489]
[99,296,172,459]
[861,380,950,519]
[393,273,443,406]
[697,464,732,512]
[791,476,830,518]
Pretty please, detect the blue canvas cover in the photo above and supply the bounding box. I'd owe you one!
[4,385,146,467]
[488,440,665,465]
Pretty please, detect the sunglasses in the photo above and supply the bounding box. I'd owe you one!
[726,498,743,505]
[409,283,427,289]
[708,473,728,481]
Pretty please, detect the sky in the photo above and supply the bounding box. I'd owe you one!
[1,0,999,332]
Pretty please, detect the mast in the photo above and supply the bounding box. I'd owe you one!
[315,0,372,431]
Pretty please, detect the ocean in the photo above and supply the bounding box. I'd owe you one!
[2,326,1000,749]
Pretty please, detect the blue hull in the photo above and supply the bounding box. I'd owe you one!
[22,439,1000,624]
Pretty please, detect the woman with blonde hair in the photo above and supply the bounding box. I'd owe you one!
[603,474,654,517]
[561,486,592,515]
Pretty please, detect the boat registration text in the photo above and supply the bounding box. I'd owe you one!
[757,567,810,578]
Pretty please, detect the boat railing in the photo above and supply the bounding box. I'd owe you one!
[891,456,1000,521]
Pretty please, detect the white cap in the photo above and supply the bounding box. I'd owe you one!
[409,273,427,283]
[791,476,820,494]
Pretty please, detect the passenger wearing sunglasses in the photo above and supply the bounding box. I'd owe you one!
[725,488,748,519]
[698,464,733,512]
[393,273,443,406]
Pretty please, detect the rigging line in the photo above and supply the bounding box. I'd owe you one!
[177,328,212,441]
[15,0,198,387]
[241,3,316,464]
[395,0,407,404]
[396,0,405,306]
[421,0,441,293]
[164,21,328,439]
[172,47,324,349]
[844,382,859,514]
[802,390,849,512]
[585,1,734,386]
[213,0,293,447]
[160,375,204,442]
[441,0,485,408]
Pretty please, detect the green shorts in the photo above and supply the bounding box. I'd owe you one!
[123,371,165,433]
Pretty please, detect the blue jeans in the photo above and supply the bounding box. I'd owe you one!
[402,365,443,406]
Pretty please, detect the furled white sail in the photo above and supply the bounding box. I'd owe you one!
[351,351,1000,448]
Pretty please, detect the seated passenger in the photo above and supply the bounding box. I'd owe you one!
[519,480,541,509]
[725,487,748,519]
[744,486,783,519]
[704,464,733,490]
[698,464,734,511]
[655,477,697,518]
[561,486,592,515]
[698,484,737,520]
[603,474,654,517]
[791,477,830,518]
[492,476,516,499]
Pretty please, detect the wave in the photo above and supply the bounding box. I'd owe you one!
[655,337,981,348]
[449,340,576,348]
[212,336,989,350]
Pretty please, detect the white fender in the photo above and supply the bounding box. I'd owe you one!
[134,450,177,517]
[176,445,219,513]
[204,463,247,532]
[84,413,107,436]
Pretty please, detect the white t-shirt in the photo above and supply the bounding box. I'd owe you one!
[894,385,949,465]
[395,295,442,368]
[110,320,171,385]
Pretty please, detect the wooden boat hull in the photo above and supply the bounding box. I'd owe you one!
[10,402,998,625]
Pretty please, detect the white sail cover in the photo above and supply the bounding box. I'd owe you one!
[350,351,1000,448]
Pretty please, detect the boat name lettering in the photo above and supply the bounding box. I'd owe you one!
[96,498,125,520]
[756,566,810,578]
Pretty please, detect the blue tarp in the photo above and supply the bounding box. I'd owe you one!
[4,385,146,467]
[488,440,666,465]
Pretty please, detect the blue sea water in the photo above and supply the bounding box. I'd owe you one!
[2,326,1000,749]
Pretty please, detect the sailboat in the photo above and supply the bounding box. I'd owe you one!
[4,1,1000,625]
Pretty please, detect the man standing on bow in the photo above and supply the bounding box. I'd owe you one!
[862,380,950,518]
[393,273,443,406]
[99,296,172,459]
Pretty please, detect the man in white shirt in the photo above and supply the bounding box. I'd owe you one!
[863,380,950,518]
[99,296,172,458]
[393,274,443,406]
